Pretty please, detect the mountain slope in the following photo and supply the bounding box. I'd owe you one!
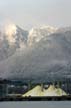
[0,23,28,61]
[0,25,71,82]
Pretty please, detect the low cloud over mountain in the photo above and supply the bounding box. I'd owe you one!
[0,23,71,83]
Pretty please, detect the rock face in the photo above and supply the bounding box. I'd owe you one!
[0,24,71,82]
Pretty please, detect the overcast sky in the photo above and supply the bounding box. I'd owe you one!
[0,0,71,29]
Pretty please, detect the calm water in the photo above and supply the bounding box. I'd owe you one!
[0,101,71,108]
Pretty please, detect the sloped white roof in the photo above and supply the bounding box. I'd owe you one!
[42,85,67,96]
[22,85,67,97]
[22,85,43,97]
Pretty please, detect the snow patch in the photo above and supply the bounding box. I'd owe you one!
[4,23,17,43]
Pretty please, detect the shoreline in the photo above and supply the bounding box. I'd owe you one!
[0,95,71,101]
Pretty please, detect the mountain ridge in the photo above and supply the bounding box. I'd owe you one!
[0,23,71,82]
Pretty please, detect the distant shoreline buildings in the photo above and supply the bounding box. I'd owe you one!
[0,78,71,98]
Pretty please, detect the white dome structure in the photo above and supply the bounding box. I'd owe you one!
[43,85,67,96]
[22,85,43,97]
[22,85,67,97]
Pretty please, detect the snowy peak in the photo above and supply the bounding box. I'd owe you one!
[0,23,28,61]
[4,23,17,43]
[28,26,58,46]
[40,25,58,33]
[4,23,28,45]
[1,24,71,81]
[4,23,17,36]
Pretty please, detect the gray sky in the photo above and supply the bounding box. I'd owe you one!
[0,0,71,29]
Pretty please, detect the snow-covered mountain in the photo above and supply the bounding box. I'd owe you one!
[0,24,71,82]
[0,23,28,61]
[28,26,57,46]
